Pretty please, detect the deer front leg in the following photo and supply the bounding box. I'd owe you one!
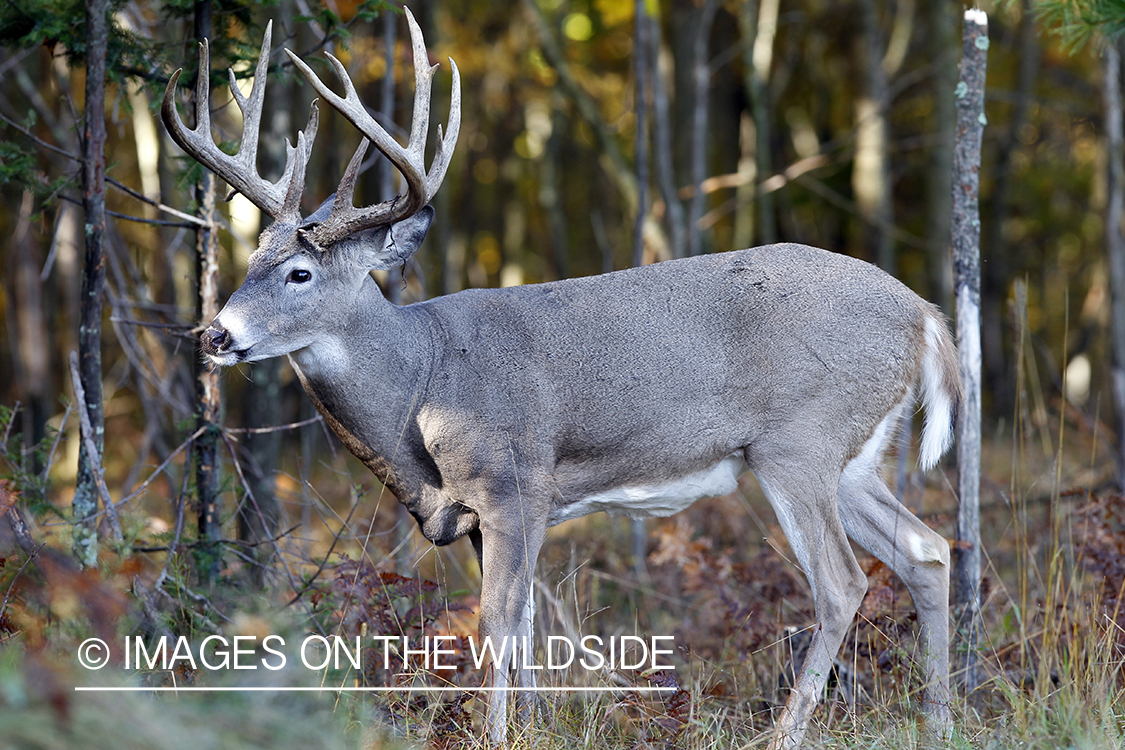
[477,517,546,745]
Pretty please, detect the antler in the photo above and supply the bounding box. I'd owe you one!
[286,7,461,246]
[161,21,318,224]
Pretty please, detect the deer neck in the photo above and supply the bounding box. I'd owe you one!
[287,277,435,496]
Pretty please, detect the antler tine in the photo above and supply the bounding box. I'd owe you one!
[284,49,426,224]
[404,8,437,164]
[281,129,312,219]
[161,21,316,224]
[288,6,460,247]
[425,58,461,200]
[336,140,370,211]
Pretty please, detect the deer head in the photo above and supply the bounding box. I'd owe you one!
[161,10,459,366]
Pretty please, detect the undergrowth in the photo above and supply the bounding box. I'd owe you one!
[0,403,1123,748]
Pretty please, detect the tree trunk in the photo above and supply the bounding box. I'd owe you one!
[649,5,685,260]
[11,191,50,480]
[239,359,282,580]
[951,7,988,695]
[926,0,956,314]
[687,0,720,257]
[73,0,109,568]
[540,99,570,278]
[739,0,779,246]
[853,0,894,272]
[633,0,650,268]
[524,0,637,214]
[237,3,299,568]
[1104,40,1125,488]
[193,0,223,587]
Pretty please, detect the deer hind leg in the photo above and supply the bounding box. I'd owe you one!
[753,465,869,750]
[837,448,953,737]
[477,519,546,745]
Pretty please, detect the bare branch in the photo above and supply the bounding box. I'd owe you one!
[67,351,123,542]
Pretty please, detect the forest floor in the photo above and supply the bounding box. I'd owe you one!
[0,409,1123,749]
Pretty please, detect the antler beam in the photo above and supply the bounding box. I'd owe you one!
[161,21,318,224]
[286,7,461,246]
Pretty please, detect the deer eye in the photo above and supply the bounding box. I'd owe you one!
[287,269,312,284]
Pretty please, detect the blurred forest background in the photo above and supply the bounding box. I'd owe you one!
[0,0,1124,746]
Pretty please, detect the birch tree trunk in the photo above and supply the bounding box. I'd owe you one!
[738,0,779,246]
[951,7,988,695]
[73,0,109,568]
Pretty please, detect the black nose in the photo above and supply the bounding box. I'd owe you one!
[201,323,229,355]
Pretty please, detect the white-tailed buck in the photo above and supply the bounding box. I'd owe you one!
[163,10,958,748]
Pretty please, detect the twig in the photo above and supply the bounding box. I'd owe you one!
[109,316,193,330]
[131,576,175,641]
[132,524,300,553]
[41,401,71,484]
[1,543,44,620]
[286,498,361,607]
[0,111,78,160]
[154,448,192,590]
[105,176,208,227]
[109,316,195,332]
[220,432,302,592]
[68,351,124,542]
[1,401,19,451]
[106,210,196,228]
[224,415,324,435]
[6,505,40,557]
[116,426,206,509]
[158,580,231,627]
[1,112,206,228]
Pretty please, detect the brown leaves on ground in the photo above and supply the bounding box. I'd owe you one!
[1072,492,1125,633]
[860,560,896,621]
[643,669,691,743]
[426,691,475,750]
[1,546,129,659]
[311,555,478,741]
[648,514,808,659]
[646,505,933,723]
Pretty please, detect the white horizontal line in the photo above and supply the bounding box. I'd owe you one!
[74,686,676,693]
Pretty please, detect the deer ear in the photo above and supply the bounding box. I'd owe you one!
[302,194,336,226]
[363,205,435,270]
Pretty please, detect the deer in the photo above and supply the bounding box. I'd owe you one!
[162,10,958,748]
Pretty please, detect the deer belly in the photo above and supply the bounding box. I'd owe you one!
[548,454,744,526]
